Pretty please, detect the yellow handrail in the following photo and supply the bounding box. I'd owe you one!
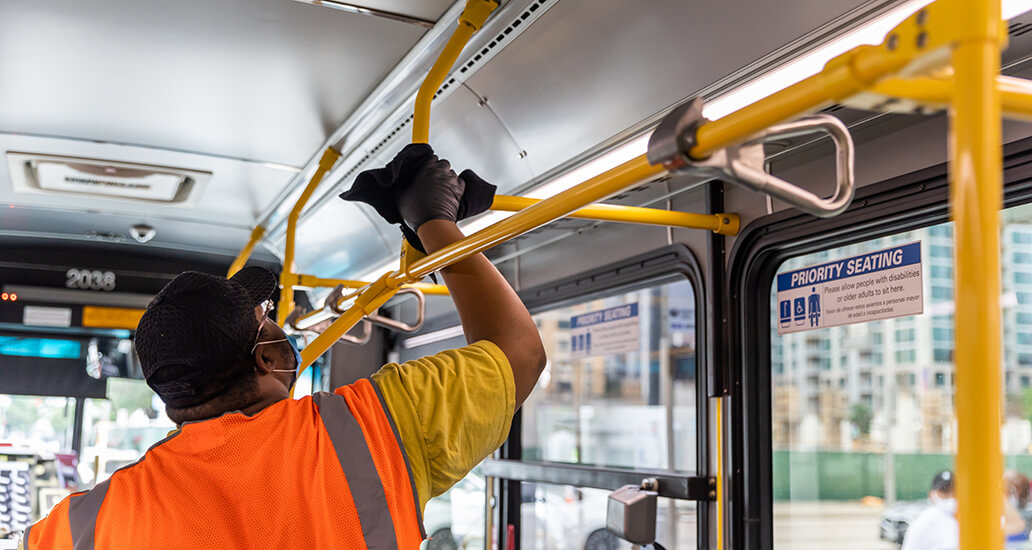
[276,147,341,325]
[293,274,450,296]
[490,195,740,235]
[227,225,266,277]
[412,0,498,143]
[871,74,1032,121]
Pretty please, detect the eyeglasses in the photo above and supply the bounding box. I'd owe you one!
[252,301,288,353]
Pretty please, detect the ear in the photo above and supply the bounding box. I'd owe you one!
[253,344,285,374]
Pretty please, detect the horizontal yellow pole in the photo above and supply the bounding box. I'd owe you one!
[872,75,1032,122]
[399,155,667,281]
[293,274,450,296]
[491,195,739,235]
[227,225,266,278]
[412,0,498,143]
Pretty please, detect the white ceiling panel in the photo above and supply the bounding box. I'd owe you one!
[0,0,427,167]
[464,0,876,177]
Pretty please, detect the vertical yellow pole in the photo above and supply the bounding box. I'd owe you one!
[951,1,1002,548]
[411,0,498,144]
[715,396,724,550]
[277,147,341,325]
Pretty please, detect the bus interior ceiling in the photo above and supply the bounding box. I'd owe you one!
[4,0,1032,547]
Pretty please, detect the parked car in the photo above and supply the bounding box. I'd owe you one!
[880,499,1032,545]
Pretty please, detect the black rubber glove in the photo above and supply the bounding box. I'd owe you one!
[398,154,464,231]
[339,143,497,254]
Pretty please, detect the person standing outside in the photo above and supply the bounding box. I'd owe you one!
[901,471,958,550]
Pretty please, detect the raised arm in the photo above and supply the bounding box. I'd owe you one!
[417,220,546,406]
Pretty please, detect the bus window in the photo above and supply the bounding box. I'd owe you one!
[81,378,174,488]
[770,208,1032,548]
[0,396,75,453]
[521,279,697,472]
[422,466,487,549]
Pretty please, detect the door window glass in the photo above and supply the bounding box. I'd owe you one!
[521,279,697,472]
[771,211,1032,548]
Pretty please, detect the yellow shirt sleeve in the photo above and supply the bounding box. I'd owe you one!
[371,340,515,510]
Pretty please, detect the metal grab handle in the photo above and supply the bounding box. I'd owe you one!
[733,115,855,217]
[648,98,855,218]
[285,303,373,345]
[366,287,426,333]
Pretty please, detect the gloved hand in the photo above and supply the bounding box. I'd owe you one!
[339,143,497,254]
[398,154,464,231]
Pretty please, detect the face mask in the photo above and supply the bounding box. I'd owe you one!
[252,318,302,390]
[931,495,958,515]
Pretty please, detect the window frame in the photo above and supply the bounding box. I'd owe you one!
[725,136,1032,549]
[486,243,712,549]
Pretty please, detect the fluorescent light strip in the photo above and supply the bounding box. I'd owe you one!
[402,325,466,349]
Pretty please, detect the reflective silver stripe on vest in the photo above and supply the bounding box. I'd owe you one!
[367,378,426,539]
[313,391,398,550]
[67,480,109,550]
[21,521,32,550]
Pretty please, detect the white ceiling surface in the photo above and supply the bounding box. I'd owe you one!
[346,0,454,22]
[295,0,873,279]
[0,0,445,260]
[0,0,432,165]
[0,0,879,274]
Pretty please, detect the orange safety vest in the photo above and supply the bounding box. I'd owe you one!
[24,379,425,549]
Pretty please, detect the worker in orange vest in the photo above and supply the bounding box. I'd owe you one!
[23,149,546,549]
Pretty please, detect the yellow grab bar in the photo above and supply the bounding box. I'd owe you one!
[399,155,666,281]
[292,274,450,296]
[227,225,266,277]
[298,154,668,369]
[276,147,341,325]
[871,74,1032,121]
[412,0,498,143]
[490,195,739,235]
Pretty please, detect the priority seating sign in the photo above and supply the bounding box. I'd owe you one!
[775,242,923,334]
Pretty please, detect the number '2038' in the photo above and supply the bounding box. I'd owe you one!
[66,269,116,291]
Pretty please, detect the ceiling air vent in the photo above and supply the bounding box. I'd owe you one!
[7,152,210,204]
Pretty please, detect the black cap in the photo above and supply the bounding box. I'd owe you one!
[135,266,278,409]
[931,470,954,492]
